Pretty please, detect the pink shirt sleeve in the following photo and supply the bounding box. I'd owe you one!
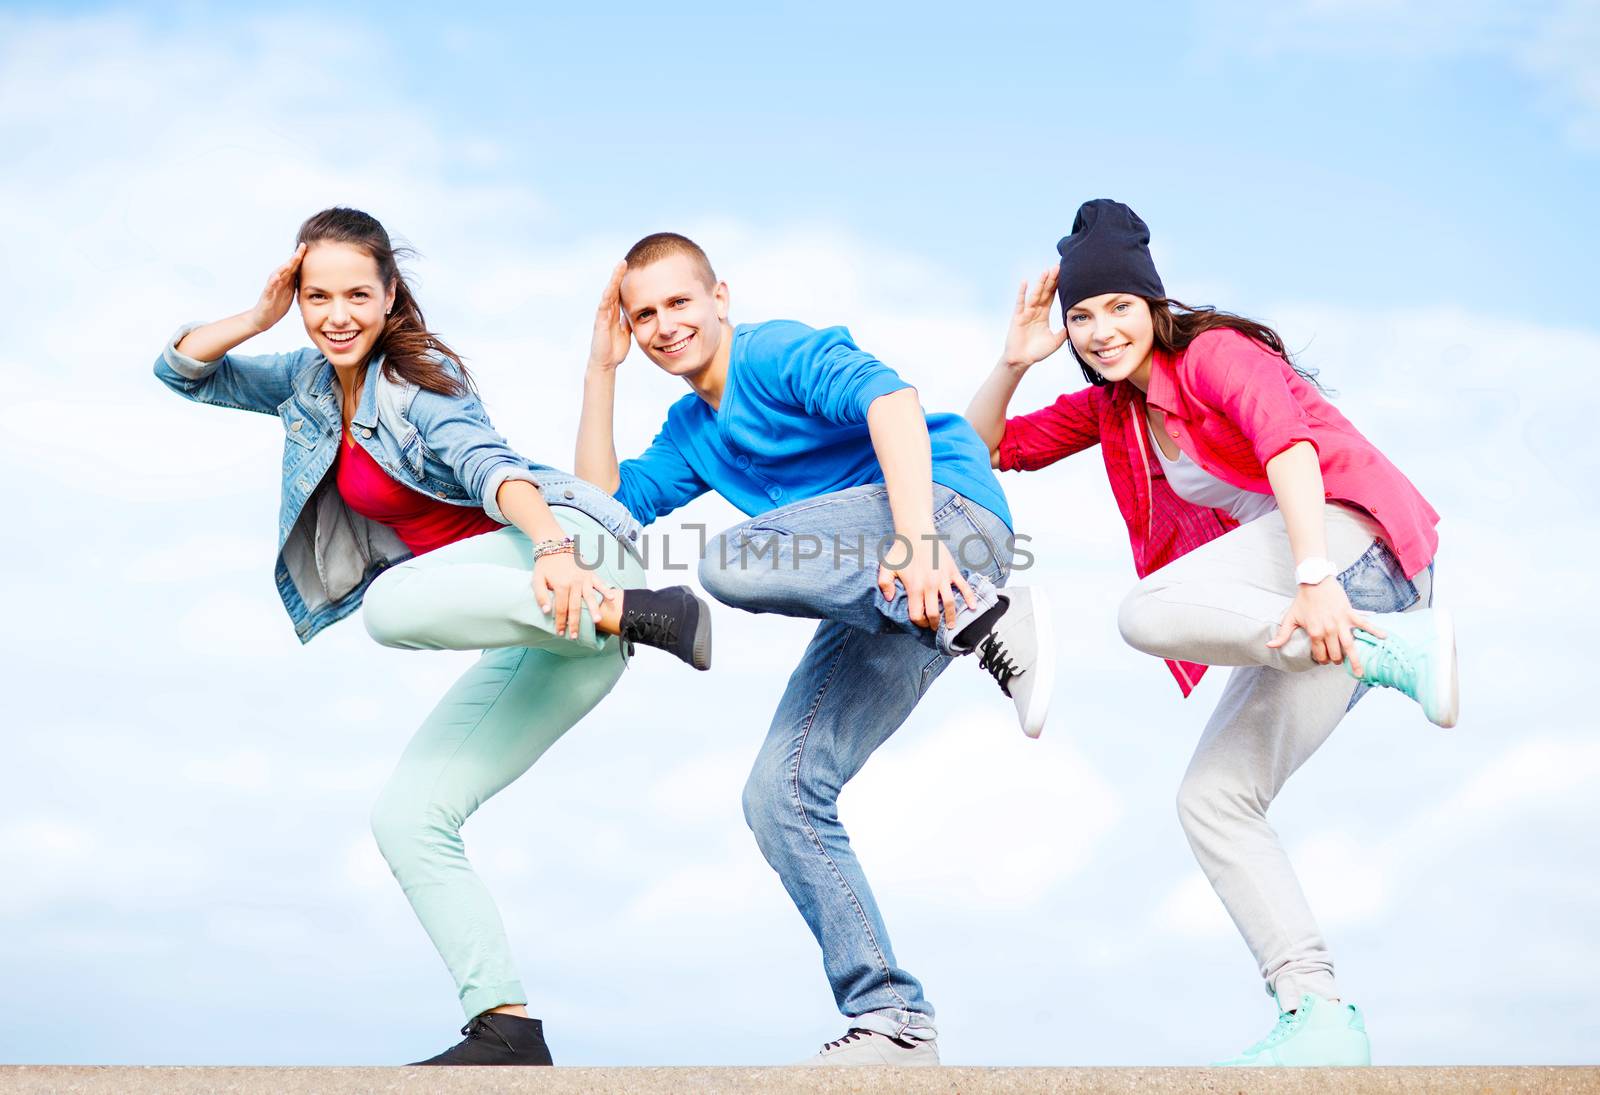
[1180,329,1318,468]
[998,387,1106,471]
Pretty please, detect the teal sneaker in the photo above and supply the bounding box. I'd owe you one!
[1215,992,1371,1067]
[1349,606,1459,728]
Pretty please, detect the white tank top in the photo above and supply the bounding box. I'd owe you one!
[1149,426,1279,525]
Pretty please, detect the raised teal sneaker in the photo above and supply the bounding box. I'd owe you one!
[1215,992,1371,1067]
[1349,606,1459,728]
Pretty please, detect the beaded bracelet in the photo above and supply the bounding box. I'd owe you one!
[533,536,576,559]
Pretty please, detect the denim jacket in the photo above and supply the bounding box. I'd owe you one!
[154,325,644,643]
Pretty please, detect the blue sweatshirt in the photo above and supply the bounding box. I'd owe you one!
[615,320,1012,529]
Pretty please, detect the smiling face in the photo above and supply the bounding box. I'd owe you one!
[1065,292,1156,387]
[297,242,396,367]
[618,252,729,378]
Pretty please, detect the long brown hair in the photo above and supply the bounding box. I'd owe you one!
[1072,298,1324,391]
[295,207,471,397]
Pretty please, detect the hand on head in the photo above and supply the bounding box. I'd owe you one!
[1003,265,1069,370]
[250,242,307,334]
[588,261,632,372]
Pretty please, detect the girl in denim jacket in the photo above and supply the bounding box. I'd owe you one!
[966,200,1458,1068]
[156,207,711,1066]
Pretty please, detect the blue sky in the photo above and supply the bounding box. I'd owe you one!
[1,0,1596,1068]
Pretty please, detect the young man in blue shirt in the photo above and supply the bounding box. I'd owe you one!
[576,233,1054,1065]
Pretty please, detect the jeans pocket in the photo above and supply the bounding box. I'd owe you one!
[1340,541,1418,714]
[1338,540,1419,615]
[939,497,1010,583]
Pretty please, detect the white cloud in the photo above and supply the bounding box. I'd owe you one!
[180,747,276,792]
[1513,1,1600,147]
[1215,0,1600,148]
[1154,871,1236,939]
[848,711,1124,909]
[174,589,300,659]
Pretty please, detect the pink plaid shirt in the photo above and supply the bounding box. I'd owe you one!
[998,328,1440,697]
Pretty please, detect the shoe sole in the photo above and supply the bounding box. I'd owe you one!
[1430,605,1458,728]
[691,591,713,671]
[1020,589,1055,739]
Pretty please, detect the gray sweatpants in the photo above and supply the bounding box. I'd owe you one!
[1117,503,1431,1006]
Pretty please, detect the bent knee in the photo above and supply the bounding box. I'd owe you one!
[362,568,418,648]
[699,537,762,608]
[1117,583,1170,655]
[740,765,780,835]
[1175,769,1266,836]
[370,791,460,864]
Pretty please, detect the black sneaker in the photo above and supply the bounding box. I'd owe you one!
[410,1012,553,1066]
[973,587,1055,739]
[619,585,713,670]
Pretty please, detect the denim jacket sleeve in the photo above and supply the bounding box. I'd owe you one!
[616,419,709,526]
[153,323,317,415]
[405,381,542,524]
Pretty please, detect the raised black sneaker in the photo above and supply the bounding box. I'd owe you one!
[967,587,1055,738]
[411,1012,553,1066]
[618,585,712,670]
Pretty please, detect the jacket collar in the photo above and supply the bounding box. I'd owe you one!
[302,353,385,430]
[349,355,384,431]
[1143,346,1189,419]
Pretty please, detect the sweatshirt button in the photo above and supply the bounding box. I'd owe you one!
[290,420,302,432]
[629,529,639,541]
[736,455,751,470]
[361,428,374,439]
[766,487,782,502]
[564,489,576,499]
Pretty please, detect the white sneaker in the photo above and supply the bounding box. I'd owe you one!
[805,1028,940,1066]
[972,587,1055,738]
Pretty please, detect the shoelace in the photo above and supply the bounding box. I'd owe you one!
[977,632,1021,697]
[819,1029,873,1052]
[1244,1009,1303,1054]
[1360,637,1417,694]
[622,610,680,648]
[459,1015,515,1054]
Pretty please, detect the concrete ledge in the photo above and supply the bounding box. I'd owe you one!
[1,1067,1595,1094]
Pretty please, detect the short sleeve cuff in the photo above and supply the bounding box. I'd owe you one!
[1254,426,1319,467]
[482,462,541,524]
[855,372,913,419]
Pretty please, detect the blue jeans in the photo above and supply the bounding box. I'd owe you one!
[697,484,1013,1039]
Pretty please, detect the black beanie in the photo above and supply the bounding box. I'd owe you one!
[1056,199,1165,313]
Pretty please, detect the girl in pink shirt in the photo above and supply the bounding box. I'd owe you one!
[966,200,1458,1067]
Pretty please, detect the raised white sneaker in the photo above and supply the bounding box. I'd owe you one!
[806,1028,940,1066]
[971,587,1055,738]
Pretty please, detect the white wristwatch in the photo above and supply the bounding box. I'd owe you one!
[1295,557,1338,586]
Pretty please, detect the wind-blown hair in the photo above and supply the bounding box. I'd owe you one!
[295,207,470,396]
[1071,298,1323,391]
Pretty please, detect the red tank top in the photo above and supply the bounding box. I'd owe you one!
[336,431,500,555]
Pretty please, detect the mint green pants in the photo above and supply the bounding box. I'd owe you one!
[362,509,645,1019]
